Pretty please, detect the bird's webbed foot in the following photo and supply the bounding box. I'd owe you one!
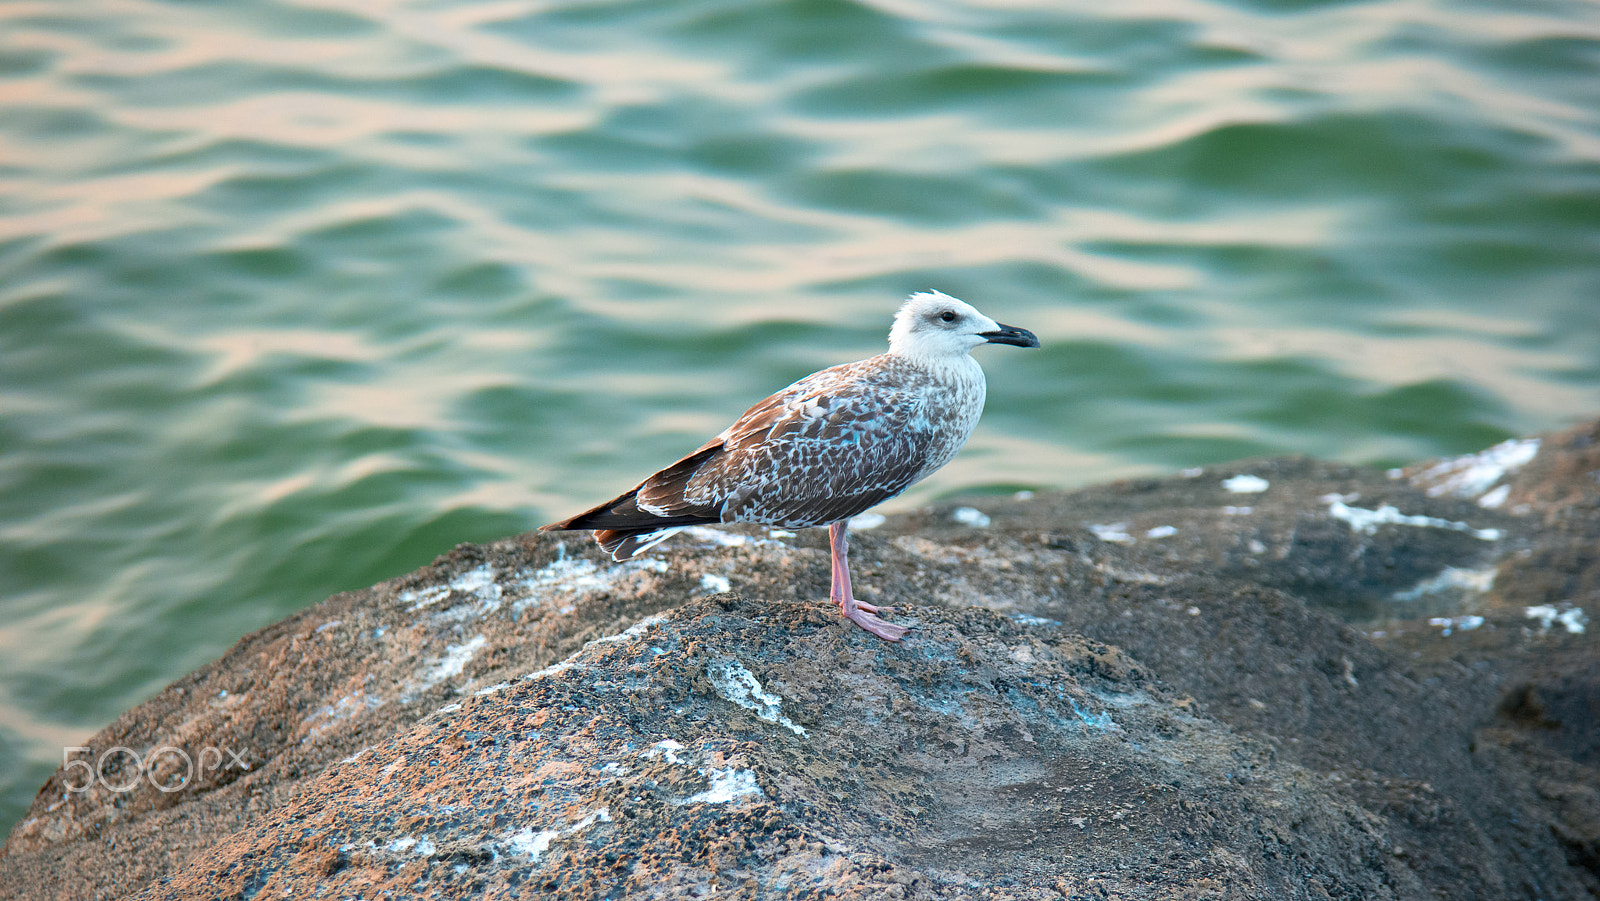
[849,599,895,615]
[842,604,911,642]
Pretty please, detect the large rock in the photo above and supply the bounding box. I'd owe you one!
[4,422,1599,899]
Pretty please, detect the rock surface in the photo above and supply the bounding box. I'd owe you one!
[4,422,1600,899]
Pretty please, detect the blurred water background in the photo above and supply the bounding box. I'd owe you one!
[2,0,1598,833]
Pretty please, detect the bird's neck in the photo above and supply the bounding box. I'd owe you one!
[884,348,986,389]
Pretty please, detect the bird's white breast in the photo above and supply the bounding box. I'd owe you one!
[893,352,987,485]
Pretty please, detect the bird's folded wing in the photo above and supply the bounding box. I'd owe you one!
[640,370,935,527]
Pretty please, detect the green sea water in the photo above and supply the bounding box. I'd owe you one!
[2,0,1598,834]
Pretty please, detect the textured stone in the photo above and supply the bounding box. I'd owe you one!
[4,422,1599,899]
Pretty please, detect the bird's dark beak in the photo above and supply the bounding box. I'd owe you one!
[980,323,1040,348]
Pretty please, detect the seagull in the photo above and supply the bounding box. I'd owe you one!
[541,291,1039,641]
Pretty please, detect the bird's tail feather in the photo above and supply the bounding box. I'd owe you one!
[543,488,716,561]
[597,526,684,560]
[541,443,724,559]
[542,491,716,534]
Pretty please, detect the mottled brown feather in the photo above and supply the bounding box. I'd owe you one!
[543,346,989,556]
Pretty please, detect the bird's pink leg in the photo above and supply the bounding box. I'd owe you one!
[828,521,909,641]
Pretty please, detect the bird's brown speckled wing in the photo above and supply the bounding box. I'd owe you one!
[654,358,942,529]
[544,353,975,543]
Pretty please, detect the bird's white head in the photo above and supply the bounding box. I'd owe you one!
[886,291,1040,361]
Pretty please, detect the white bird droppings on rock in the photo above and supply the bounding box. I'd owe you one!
[706,657,807,736]
[403,564,502,613]
[525,614,667,683]
[512,556,667,614]
[1477,484,1512,509]
[1526,605,1587,634]
[847,512,886,531]
[1391,566,1497,602]
[1068,698,1116,733]
[1090,523,1134,543]
[1428,616,1485,636]
[1324,498,1501,541]
[385,835,436,857]
[503,808,612,862]
[951,506,990,527]
[450,565,500,598]
[682,768,763,805]
[408,635,487,697]
[474,681,511,697]
[642,740,686,764]
[1414,438,1540,501]
[304,690,384,736]
[1222,474,1270,494]
[504,827,558,862]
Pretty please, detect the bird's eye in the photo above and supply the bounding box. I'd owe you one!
[939,311,957,323]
